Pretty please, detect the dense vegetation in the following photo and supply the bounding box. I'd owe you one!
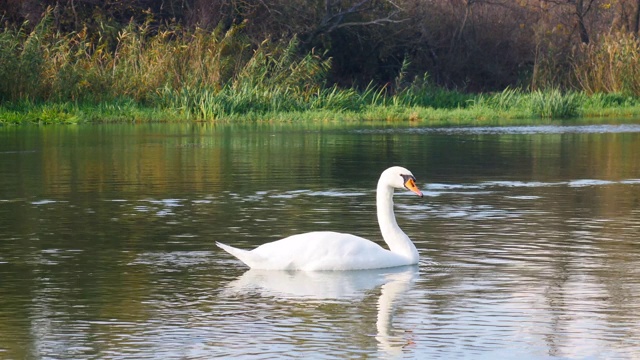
[2,0,640,123]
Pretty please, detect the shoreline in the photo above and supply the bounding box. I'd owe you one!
[3,100,640,126]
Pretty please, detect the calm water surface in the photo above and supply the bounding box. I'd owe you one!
[1,121,639,359]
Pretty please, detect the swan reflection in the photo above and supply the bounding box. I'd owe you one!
[223,266,418,356]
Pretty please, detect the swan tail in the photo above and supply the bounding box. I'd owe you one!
[216,242,257,268]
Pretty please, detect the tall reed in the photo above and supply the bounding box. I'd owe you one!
[572,32,640,96]
[153,37,337,119]
[0,15,50,101]
[0,9,253,103]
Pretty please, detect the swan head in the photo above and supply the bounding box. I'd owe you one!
[381,166,423,197]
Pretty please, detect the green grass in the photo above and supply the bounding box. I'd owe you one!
[0,100,185,124]
[4,88,640,125]
[527,89,582,118]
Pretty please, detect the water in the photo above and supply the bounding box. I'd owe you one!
[1,122,639,359]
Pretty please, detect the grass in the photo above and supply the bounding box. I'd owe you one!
[0,100,185,124]
[528,89,582,118]
[5,89,640,125]
[1,12,640,125]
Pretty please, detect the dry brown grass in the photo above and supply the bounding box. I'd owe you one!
[572,32,640,96]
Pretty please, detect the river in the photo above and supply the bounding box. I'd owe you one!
[1,121,639,359]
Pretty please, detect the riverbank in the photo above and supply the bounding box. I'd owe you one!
[2,89,640,125]
[3,13,640,126]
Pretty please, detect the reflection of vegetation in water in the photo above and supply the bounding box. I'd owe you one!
[4,123,638,197]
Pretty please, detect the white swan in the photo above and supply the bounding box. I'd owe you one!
[216,166,423,271]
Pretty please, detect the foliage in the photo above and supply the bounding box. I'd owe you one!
[152,37,340,120]
[0,11,252,103]
[3,0,640,92]
[472,88,582,119]
[0,102,78,124]
[528,89,582,118]
[2,6,640,124]
[572,32,640,96]
[473,88,525,112]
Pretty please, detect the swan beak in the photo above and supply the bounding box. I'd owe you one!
[405,178,423,198]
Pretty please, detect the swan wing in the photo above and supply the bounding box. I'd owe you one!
[218,231,412,271]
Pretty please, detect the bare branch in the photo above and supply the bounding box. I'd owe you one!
[317,0,406,35]
[335,13,407,30]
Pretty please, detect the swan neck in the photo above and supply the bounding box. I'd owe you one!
[376,182,418,262]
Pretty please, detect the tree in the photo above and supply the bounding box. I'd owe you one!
[572,0,594,43]
[634,0,640,34]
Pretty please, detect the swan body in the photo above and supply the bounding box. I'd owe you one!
[216,166,423,271]
[217,232,412,271]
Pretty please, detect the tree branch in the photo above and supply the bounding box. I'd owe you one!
[334,13,407,30]
[320,0,404,34]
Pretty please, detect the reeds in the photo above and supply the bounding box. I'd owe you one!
[573,32,640,96]
[1,11,351,120]
[0,14,49,101]
[153,37,346,119]
[0,9,253,104]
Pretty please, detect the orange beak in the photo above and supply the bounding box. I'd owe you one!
[405,178,423,198]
